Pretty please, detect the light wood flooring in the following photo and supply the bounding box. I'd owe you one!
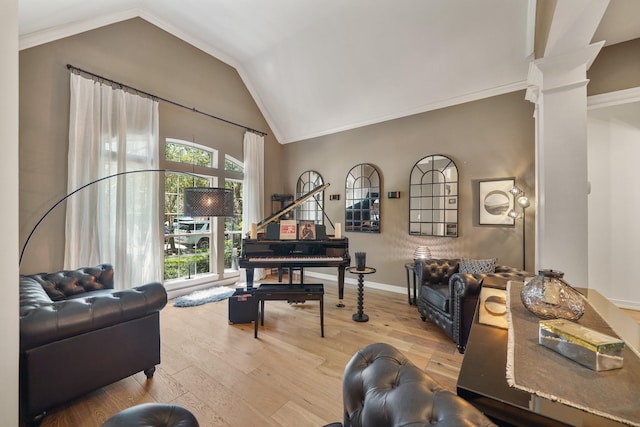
[34,277,640,427]
[36,277,464,427]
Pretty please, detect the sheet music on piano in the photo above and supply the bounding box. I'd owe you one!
[239,183,350,305]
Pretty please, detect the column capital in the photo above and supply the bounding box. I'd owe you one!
[526,41,605,103]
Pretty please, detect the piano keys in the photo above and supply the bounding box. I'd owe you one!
[240,237,350,300]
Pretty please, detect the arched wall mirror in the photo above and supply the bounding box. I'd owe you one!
[345,163,381,233]
[295,170,324,224]
[409,155,458,237]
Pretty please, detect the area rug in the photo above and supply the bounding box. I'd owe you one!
[173,286,236,307]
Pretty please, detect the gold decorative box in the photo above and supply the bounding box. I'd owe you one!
[539,319,625,371]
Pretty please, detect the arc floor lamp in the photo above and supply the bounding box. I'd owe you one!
[20,169,234,266]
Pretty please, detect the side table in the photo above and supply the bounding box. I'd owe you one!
[347,266,376,322]
[404,261,417,305]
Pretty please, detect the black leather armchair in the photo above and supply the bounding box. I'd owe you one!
[332,342,497,426]
[19,264,167,425]
[415,259,530,353]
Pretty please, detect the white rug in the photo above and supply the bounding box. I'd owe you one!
[173,286,236,307]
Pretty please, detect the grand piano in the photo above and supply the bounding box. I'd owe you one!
[239,183,350,304]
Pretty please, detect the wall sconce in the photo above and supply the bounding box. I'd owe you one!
[387,191,401,199]
[330,194,340,201]
[507,185,531,270]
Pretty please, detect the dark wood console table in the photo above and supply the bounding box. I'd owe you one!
[253,284,324,338]
[457,286,639,427]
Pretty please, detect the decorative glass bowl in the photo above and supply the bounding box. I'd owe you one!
[520,269,585,321]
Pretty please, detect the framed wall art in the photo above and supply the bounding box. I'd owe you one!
[479,178,515,226]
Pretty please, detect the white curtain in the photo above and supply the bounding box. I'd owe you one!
[242,131,264,281]
[66,73,162,289]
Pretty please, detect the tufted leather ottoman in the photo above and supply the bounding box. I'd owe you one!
[102,403,199,427]
[337,342,497,427]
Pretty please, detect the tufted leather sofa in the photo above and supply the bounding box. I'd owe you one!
[19,264,167,425]
[332,342,497,427]
[415,259,530,353]
[102,403,199,427]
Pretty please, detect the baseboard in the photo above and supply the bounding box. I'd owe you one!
[305,271,406,295]
[164,269,413,301]
[166,275,239,300]
[608,297,640,311]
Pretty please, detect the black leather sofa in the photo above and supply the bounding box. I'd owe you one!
[328,342,497,426]
[19,264,167,425]
[415,258,530,353]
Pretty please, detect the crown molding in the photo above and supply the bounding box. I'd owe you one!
[19,8,141,50]
[279,80,529,144]
[587,87,640,110]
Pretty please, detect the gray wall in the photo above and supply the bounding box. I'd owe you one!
[19,18,283,274]
[586,38,640,308]
[282,91,535,288]
[588,38,640,96]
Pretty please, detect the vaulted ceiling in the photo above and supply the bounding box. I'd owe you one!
[18,0,640,144]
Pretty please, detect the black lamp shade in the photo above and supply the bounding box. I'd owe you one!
[184,187,234,217]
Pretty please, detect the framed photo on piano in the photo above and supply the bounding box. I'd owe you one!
[299,220,316,240]
[279,220,297,240]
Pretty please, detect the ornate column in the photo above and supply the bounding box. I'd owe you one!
[524,0,609,286]
[526,43,603,285]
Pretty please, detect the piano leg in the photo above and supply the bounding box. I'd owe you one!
[246,268,255,289]
[337,265,345,307]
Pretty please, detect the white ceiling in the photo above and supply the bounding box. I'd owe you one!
[18,0,640,144]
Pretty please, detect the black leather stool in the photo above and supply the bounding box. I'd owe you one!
[102,403,199,427]
[326,343,497,427]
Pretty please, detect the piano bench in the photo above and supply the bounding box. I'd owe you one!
[254,284,324,338]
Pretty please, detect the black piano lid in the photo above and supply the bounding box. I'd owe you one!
[256,183,330,230]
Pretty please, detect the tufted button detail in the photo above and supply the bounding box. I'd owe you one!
[341,343,497,426]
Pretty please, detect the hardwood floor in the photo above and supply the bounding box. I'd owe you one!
[37,277,463,427]
[33,277,640,427]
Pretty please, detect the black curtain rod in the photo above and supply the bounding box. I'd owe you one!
[66,64,268,137]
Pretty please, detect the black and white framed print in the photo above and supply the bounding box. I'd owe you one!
[479,178,515,226]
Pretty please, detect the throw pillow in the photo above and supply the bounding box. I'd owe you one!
[459,258,497,274]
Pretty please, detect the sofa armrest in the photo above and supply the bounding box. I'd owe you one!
[20,281,167,352]
[449,273,485,351]
[481,265,532,289]
[449,272,483,297]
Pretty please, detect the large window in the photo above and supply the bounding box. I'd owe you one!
[224,156,244,270]
[163,139,243,282]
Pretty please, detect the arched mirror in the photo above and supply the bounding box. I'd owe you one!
[345,163,380,233]
[409,155,458,237]
[295,170,324,224]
